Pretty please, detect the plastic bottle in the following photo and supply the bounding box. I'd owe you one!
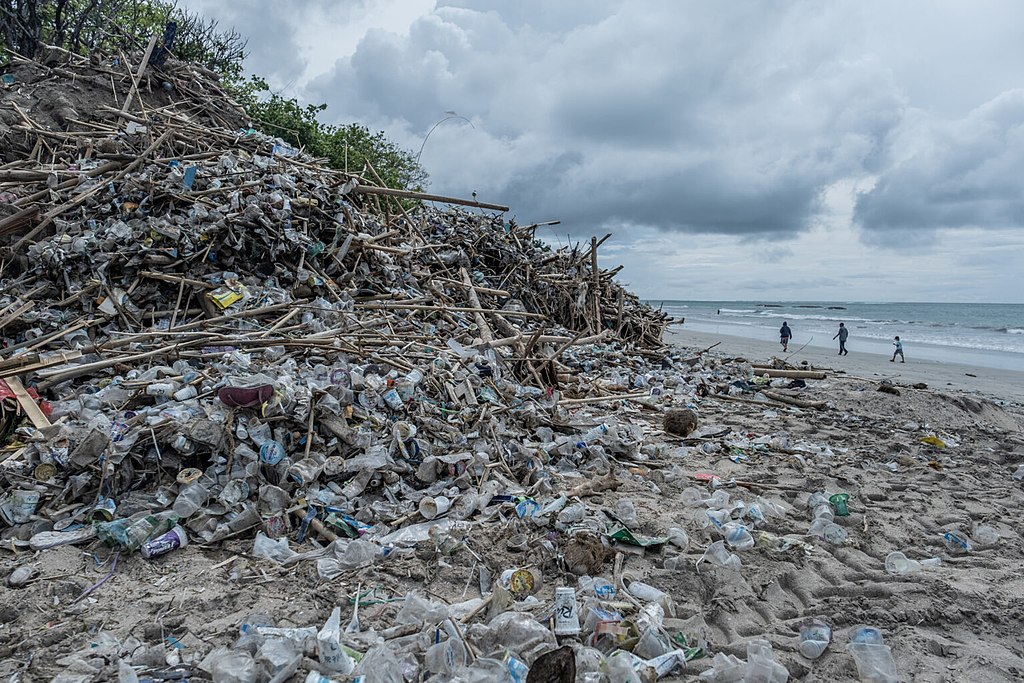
[98,513,178,552]
[578,423,609,445]
[624,578,676,616]
[942,531,971,554]
[172,482,210,518]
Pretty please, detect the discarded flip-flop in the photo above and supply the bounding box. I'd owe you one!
[217,384,274,408]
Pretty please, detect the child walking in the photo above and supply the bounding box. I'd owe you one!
[891,336,905,363]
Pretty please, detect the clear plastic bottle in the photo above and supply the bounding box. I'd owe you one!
[624,578,676,616]
[578,423,609,445]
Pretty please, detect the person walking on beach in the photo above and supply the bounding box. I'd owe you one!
[779,321,792,353]
[891,336,905,363]
[833,323,849,355]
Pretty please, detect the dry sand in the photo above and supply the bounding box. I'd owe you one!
[2,335,1023,682]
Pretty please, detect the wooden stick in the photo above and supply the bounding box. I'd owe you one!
[433,277,510,297]
[762,390,827,409]
[355,302,544,319]
[0,301,35,331]
[119,36,158,117]
[140,271,216,289]
[557,391,650,406]
[0,350,82,379]
[461,267,494,343]
[352,185,509,212]
[752,369,827,380]
[35,342,184,388]
[591,235,601,332]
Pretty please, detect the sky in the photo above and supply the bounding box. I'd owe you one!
[181,0,1024,303]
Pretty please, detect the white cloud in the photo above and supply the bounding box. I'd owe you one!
[181,0,1024,302]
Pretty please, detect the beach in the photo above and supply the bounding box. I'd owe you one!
[6,331,1023,681]
[667,326,1024,405]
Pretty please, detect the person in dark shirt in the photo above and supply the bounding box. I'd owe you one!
[779,322,792,352]
[833,323,849,355]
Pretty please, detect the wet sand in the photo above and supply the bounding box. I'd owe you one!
[668,326,1024,405]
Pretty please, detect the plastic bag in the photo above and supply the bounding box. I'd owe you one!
[317,606,356,674]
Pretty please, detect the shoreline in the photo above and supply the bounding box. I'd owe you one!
[668,318,1024,373]
[667,325,1024,405]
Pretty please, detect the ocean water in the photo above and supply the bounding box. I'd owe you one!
[647,300,1024,372]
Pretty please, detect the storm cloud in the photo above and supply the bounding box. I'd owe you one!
[181,0,1024,300]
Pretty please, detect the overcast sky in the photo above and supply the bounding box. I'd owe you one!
[183,0,1024,303]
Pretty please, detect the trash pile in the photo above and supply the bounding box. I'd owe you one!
[0,46,753,682]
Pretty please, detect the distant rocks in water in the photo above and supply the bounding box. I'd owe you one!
[755,303,847,310]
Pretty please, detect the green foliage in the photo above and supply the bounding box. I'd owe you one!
[233,75,428,191]
[1,0,246,80]
[1,1,423,191]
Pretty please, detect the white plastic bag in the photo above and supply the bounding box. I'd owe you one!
[317,606,356,675]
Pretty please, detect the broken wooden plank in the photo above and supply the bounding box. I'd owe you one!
[3,376,51,429]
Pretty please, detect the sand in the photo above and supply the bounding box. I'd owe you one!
[2,335,1023,682]
[668,326,1024,405]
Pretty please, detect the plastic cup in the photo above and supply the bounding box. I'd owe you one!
[553,587,581,635]
[634,627,672,659]
[972,525,999,547]
[884,551,921,575]
[798,619,832,660]
[829,493,850,516]
[848,643,898,682]
[141,525,188,559]
[701,540,742,570]
[419,496,451,520]
[823,523,848,545]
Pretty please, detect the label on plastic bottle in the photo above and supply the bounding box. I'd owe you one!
[503,653,528,683]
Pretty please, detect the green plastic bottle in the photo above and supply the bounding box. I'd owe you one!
[96,512,179,552]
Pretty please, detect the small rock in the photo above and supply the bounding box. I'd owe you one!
[6,565,38,588]
[663,408,698,436]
